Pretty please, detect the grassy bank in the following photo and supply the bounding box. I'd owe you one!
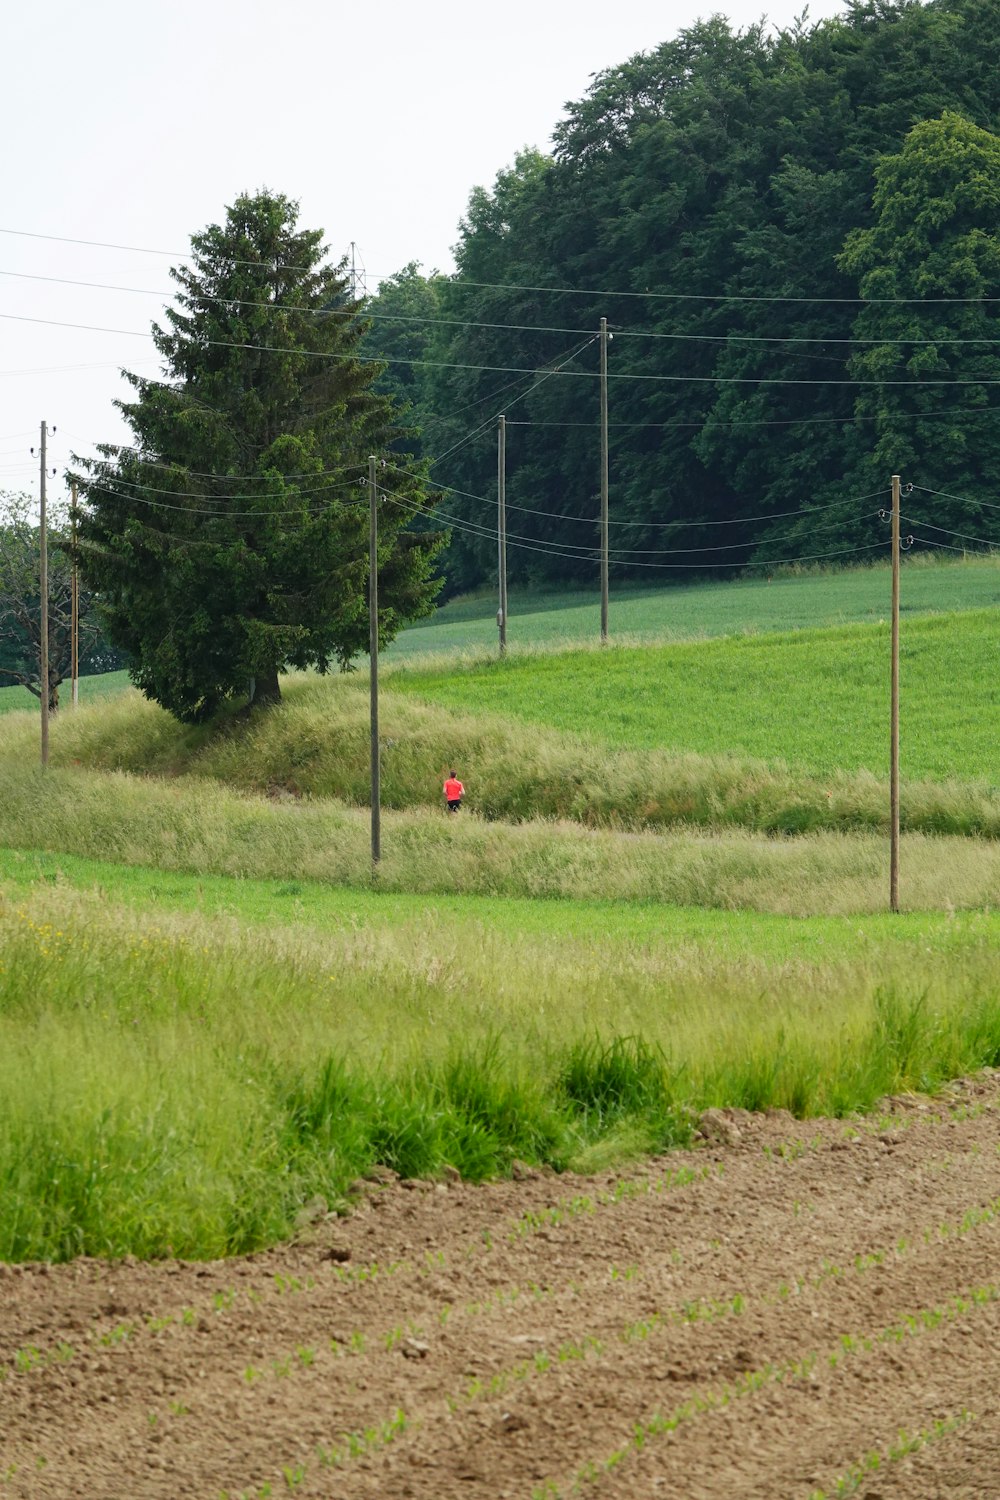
[394,609,1000,781]
[4,663,1000,842]
[3,764,1000,913]
[4,873,1000,1261]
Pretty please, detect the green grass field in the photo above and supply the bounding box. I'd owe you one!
[393,609,1000,782]
[2,551,998,716]
[0,669,129,715]
[5,613,998,840]
[4,846,1000,1260]
[3,552,1000,1262]
[390,552,1000,658]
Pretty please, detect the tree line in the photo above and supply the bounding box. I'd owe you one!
[11,0,1000,723]
[364,0,1000,594]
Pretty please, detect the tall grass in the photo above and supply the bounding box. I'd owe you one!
[4,660,1000,841]
[4,880,1000,1261]
[4,761,1000,913]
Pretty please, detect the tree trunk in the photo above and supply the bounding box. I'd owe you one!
[249,669,281,709]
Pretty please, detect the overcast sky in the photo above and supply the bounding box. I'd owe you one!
[0,0,848,497]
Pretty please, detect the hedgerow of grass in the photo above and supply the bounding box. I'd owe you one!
[6,761,1000,913]
[5,655,1000,842]
[3,881,1000,1261]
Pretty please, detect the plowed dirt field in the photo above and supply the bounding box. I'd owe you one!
[3,1076,1000,1500]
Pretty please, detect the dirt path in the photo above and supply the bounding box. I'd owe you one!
[3,1075,1000,1500]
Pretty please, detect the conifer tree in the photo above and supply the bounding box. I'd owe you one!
[74,191,444,723]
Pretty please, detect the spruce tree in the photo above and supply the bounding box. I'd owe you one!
[74,191,444,723]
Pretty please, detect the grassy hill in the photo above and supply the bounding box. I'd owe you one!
[2,551,998,717]
[4,552,1000,1262]
[2,616,1000,842]
[393,610,1000,782]
[390,552,1000,658]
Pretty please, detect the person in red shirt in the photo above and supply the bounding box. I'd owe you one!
[443,771,465,813]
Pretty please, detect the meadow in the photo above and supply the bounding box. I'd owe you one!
[2,549,998,716]
[390,551,1000,658]
[3,626,999,840]
[393,609,1000,782]
[3,553,1000,1262]
[4,850,1000,1262]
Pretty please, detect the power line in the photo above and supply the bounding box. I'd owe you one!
[74,477,375,518]
[377,272,1000,308]
[421,337,598,471]
[910,535,996,555]
[0,358,162,379]
[71,462,370,503]
[508,405,1000,431]
[385,461,890,530]
[59,439,370,486]
[908,482,1000,513]
[11,307,1000,389]
[12,266,1000,349]
[6,225,1000,306]
[382,489,891,570]
[899,514,1000,548]
[430,504,885,557]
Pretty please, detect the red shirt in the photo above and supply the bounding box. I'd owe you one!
[444,778,464,800]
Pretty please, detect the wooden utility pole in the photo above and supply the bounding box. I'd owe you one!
[369,455,381,867]
[890,472,901,913]
[39,421,50,767]
[70,478,79,708]
[497,414,508,656]
[600,316,609,643]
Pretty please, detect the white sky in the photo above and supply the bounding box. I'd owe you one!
[0,0,848,495]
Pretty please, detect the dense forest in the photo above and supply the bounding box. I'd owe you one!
[363,0,1000,594]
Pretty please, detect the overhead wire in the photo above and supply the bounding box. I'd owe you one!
[76,475,383,518]
[408,503,886,557]
[908,482,1000,513]
[507,405,1000,431]
[899,514,1000,548]
[379,488,891,570]
[58,438,371,486]
[10,265,1000,348]
[910,536,993,555]
[71,464,370,504]
[6,224,1000,305]
[384,460,890,530]
[7,308,1000,388]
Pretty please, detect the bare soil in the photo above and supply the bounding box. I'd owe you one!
[3,1076,1000,1500]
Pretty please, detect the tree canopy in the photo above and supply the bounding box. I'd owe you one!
[74,192,445,723]
[364,0,1000,593]
[0,492,114,709]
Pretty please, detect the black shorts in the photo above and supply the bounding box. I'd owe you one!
[447,799,462,813]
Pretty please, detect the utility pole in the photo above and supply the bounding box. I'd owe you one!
[369,454,381,868]
[348,242,367,302]
[497,414,508,656]
[70,478,79,708]
[38,421,50,767]
[890,472,901,914]
[600,316,609,643]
